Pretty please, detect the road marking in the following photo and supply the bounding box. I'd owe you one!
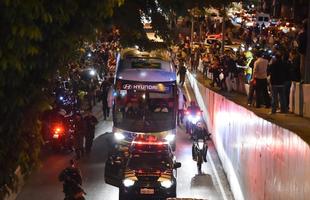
[184,81,229,200]
[184,83,192,102]
[207,152,228,200]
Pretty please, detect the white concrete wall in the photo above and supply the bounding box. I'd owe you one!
[290,82,310,118]
[187,73,310,200]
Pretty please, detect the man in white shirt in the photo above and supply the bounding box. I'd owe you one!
[177,88,187,125]
[252,52,271,108]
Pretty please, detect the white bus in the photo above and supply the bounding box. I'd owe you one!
[112,48,177,149]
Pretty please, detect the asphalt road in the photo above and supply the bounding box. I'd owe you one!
[16,82,234,200]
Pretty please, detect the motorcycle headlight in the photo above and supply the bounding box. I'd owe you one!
[89,69,96,76]
[160,180,173,188]
[114,132,125,141]
[123,178,135,187]
[192,116,201,124]
[164,134,175,142]
[198,141,204,150]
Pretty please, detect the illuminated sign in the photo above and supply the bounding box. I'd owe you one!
[121,83,170,92]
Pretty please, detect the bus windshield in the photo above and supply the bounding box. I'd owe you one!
[113,82,176,132]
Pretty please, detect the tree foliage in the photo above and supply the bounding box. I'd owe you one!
[0,0,123,197]
[0,0,239,197]
[111,0,238,49]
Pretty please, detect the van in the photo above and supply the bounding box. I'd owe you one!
[256,13,270,27]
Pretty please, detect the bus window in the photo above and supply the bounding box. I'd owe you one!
[114,90,176,132]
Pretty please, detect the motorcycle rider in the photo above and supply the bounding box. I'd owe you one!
[59,159,85,200]
[192,121,210,162]
[185,101,201,134]
[83,109,98,154]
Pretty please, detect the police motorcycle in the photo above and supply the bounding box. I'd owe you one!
[48,108,75,152]
[192,122,211,174]
[185,101,203,137]
[59,160,86,200]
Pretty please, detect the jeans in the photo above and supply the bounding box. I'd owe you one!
[177,109,184,125]
[255,78,270,108]
[284,81,291,110]
[247,82,256,105]
[271,85,287,113]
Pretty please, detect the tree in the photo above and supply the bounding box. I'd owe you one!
[0,0,123,197]
[111,0,236,49]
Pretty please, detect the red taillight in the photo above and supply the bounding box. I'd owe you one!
[197,111,202,116]
[147,135,157,142]
[132,140,165,146]
[185,110,189,115]
[52,125,64,135]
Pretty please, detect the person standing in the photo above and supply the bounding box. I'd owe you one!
[107,85,114,118]
[297,20,307,81]
[73,113,86,159]
[177,61,187,87]
[283,53,293,111]
[252,52,270,108]
[177,88,187,126]
[100,77,111,120]
[83,110,98,154]
[268,53,287,114]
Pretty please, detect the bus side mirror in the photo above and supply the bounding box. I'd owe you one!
[174,162,181,169]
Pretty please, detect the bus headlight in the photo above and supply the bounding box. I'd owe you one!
[114,132,125,140]
[123,178,135,187]
[164,134,175,142]
[160,180,173,188]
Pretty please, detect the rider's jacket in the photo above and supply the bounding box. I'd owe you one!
[187,105,200,114]
[59,167,82,196]
[193,127,209,141]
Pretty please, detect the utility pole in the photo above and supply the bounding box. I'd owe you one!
[191,15,194,45]
[221,6,226,55]
[305,1,310,83]
[298,0,310,116]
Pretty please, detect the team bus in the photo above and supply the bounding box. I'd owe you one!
[112,48,177,149]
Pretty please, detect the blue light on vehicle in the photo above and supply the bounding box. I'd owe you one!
[89,69,96,76]
[59,96,64,101]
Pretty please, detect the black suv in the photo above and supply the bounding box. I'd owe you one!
[105,143,181,200]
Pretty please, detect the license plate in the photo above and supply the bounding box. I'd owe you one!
[140,188,154,194]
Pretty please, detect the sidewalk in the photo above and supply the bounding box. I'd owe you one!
[193,72,310,145]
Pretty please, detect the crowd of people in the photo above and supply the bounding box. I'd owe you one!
[174,16,306,114]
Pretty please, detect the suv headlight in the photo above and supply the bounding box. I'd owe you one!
[160,180,173,188]
[115,132,125,140]
[164,134,175,142]
[123,178,135,187]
